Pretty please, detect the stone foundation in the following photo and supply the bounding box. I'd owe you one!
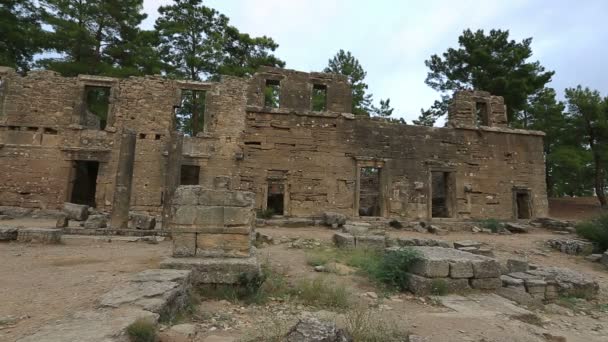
[163,185,260,285]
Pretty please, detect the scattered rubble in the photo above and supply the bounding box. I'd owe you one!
[285,317,352,342]
[546,238,595,255]
[322,212,347,228]
[63,202,89,221]
[531,217,576,233]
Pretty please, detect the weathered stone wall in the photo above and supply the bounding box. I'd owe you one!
[0,66,548,221]
[240,113,547,220]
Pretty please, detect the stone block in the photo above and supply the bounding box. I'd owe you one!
[172,233,196,257]
[17,228,61,244]
[56,215,69,228]
[497,287,543,308]
[161,255,260,285]
[84,214,108,229]
[410,258,450,278]
[63,202,89,221]
[130,213,156,230]
[196,233,251,258]
[504,222,530,233]
[525,279,547,299]
[193,206,225,227]
[0,227,18,241]
[454,240,482,249]
[545,284,559,301]
[196,189,255,207]
[323,212,347,227]
[501,275,524,287]
[585,254,602,262]
[355,235,385,250]
[223,207,253,226]
[343,223,369,236]
[449,260,474,279]
[407,274,470,296]
[469,277,502,290]
[507,259,529,273]
[601,251,608,267]
[471,259,501,279]
[333,232,355,248]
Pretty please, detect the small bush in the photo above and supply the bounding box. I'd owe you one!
[430,279,448,296]
[256,208,275,219]
[389,219,403,229]
[343,306,409,341]
[367,248,421,291]
[576,214,608,250]
[126,318,157,342]
[291,277,352,310]
[479,218,502,233]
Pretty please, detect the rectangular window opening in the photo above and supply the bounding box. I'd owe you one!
[267,183,284,215]
[475,101,489,126]
[176,89,206,137]
[70,161,99,207]
[311,84,327,111]
[264,79,280,108]
[431,171,453,218]
[180,165,200,185]
[84,86,110,130]
[515,190,532,219]
[359,167,381,217]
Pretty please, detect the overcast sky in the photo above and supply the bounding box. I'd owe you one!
[141,0,608,122]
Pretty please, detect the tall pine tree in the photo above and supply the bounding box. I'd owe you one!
[0,1,46,72]
[324,50,373,116]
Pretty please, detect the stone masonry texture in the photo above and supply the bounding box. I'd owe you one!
[0,65,547,220]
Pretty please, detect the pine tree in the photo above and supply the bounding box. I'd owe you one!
[0,1,46,72]
[324,50,373,116]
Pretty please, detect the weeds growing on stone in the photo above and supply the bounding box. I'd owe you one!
[430,279,448,296]
[256,208,275,219]
[126,318,157,342]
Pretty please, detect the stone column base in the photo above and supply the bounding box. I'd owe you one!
[159,255,260,285]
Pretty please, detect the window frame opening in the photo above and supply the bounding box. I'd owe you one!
[84,86,111,130]
[264,79,281,108]
[180,164,200,185]
[311,84,328,111]
[475,101,489,126]
[175,89,206,137]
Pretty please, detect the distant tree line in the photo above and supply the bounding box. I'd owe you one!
[1,0,284,79]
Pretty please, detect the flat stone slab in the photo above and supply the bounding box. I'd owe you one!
[100,269,192,318]
[16,307,158,342]
[406,247,501,279]
[387,237,453,248]
[454,240,482,249]
[17,228,61,244]
[160,255,260,285]
[407,273,470,296]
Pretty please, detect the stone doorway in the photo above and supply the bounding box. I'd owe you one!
[358,167,381,217]
[70,160,99,207]
[431,171,454,218]
[267,183,285,215]
[514,189,532,219]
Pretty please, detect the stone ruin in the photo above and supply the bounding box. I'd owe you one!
[0,65,549,224]
[160,184,260,285]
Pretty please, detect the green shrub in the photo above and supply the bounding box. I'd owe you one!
[430,279,448,296]
[367,248,421,291]
[256,208,275,219]
[126,318,157,342]
[389,219,403,229]
[576,214,608,250]
[479,218,502,233]
[291,277,352,310]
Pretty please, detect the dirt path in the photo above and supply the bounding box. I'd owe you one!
[0,238,171,341]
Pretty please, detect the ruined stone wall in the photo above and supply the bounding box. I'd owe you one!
[0,65,548,220]
[240,113,548,220]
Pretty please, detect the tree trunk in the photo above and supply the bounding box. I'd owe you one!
[594,157,607,207]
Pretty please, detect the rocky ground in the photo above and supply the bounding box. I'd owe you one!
[1,200,607,341]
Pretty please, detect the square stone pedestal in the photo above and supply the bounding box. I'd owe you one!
[160,255,260,285]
